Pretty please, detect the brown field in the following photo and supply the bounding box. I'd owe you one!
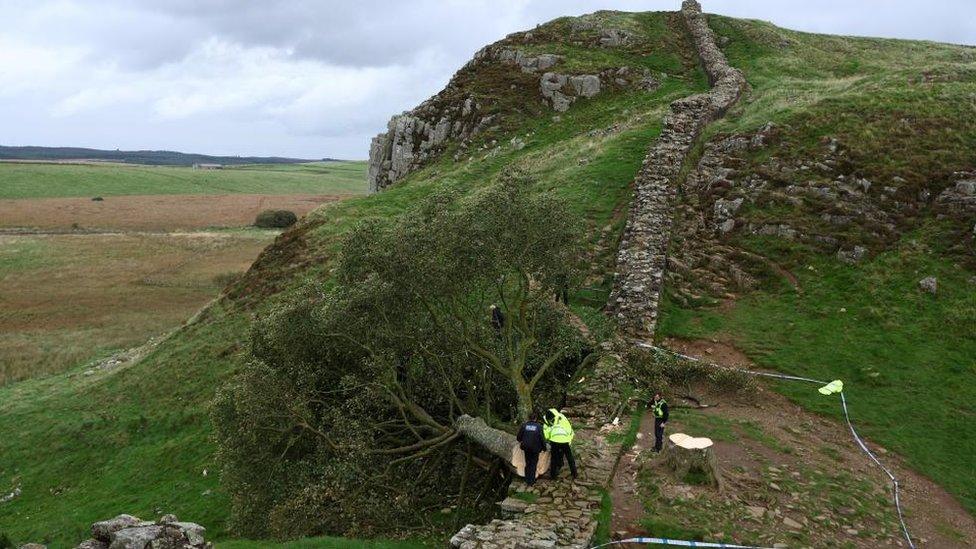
[0,230,276,385]
[0,193,348,231]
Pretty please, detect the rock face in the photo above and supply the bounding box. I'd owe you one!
[76,514,210,549]
[539,73,602,112]
[367,22,665,193]
[607,0,747,340]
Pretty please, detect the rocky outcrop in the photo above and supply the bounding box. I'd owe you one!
[74,513,210,549]
[367,27,665,193]
[539,73,601,112]
[496,48,562,73]
[367,96,495,193]
[608,0,747,340]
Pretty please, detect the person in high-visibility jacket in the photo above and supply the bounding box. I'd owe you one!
[543,408,577,480]
[650,392,669,452]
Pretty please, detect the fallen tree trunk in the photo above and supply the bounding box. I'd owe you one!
[455,415,549,478]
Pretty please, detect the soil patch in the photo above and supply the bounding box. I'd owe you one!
[0,193,350,231]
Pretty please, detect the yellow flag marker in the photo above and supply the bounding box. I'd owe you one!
[818,379,844,395]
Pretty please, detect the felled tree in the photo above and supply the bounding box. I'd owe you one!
[212,172,587,539]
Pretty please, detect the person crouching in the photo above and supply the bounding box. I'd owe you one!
[544,408,577,480]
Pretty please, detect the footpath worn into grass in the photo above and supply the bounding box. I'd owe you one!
[0,161,368,199]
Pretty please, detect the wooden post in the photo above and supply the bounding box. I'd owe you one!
[664,433,722,490]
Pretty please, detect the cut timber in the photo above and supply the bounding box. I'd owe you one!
[664,432,722,489]
[455,415,549,477]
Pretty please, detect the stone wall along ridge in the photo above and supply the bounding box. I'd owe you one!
[607,0,746,341]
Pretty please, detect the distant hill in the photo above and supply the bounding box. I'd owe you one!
[0,145,330,166]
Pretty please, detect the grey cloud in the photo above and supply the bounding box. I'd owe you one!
[0,0,973,159]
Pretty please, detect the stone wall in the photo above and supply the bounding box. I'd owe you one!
[607,0,746,341]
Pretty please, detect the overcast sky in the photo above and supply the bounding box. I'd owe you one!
[1,1,973,160]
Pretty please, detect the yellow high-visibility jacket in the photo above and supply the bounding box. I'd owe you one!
[543,408,574,444]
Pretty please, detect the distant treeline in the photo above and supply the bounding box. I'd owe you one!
[0,146,332,166]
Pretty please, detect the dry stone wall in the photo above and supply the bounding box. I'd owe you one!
[607,0,746,341]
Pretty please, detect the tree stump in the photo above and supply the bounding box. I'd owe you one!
[455,414,549,477]
[664,433,722,490]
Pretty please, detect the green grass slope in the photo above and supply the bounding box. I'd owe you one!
[659,16,976,512]
[0,11,706,547]
[0,161,367,199]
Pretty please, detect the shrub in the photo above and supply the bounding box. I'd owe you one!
[254,209,298,228]
[0,532,13,549]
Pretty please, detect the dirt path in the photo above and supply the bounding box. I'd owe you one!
[606,339,976,548]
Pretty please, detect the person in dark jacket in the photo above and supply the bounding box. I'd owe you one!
[650,392,669,452]
[489,304,505,333]
[516,410,547,486]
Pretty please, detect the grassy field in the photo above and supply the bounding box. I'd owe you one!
[218,538,431,549]
[0,229,277,386]
[0,161,367,199]
[0,160,367,383]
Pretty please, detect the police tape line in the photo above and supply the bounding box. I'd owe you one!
[629,342,916,549]
[591,536,777,548]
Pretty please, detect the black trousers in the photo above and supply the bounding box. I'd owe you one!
[523,450,540,485]
[549,442,577,479]
[654,419,666,452]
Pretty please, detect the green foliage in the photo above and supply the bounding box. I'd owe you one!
[212,175,589,539]
[254,210,298,228]
[0,161,367,199]
[0,532,13,549]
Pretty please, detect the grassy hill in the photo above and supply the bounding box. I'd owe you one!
[1,8,974,548]
[0,161,367,199]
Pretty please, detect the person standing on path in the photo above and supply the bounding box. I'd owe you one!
[516,410,547,487]
[650,392,669,452]
[544,408,577,480]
